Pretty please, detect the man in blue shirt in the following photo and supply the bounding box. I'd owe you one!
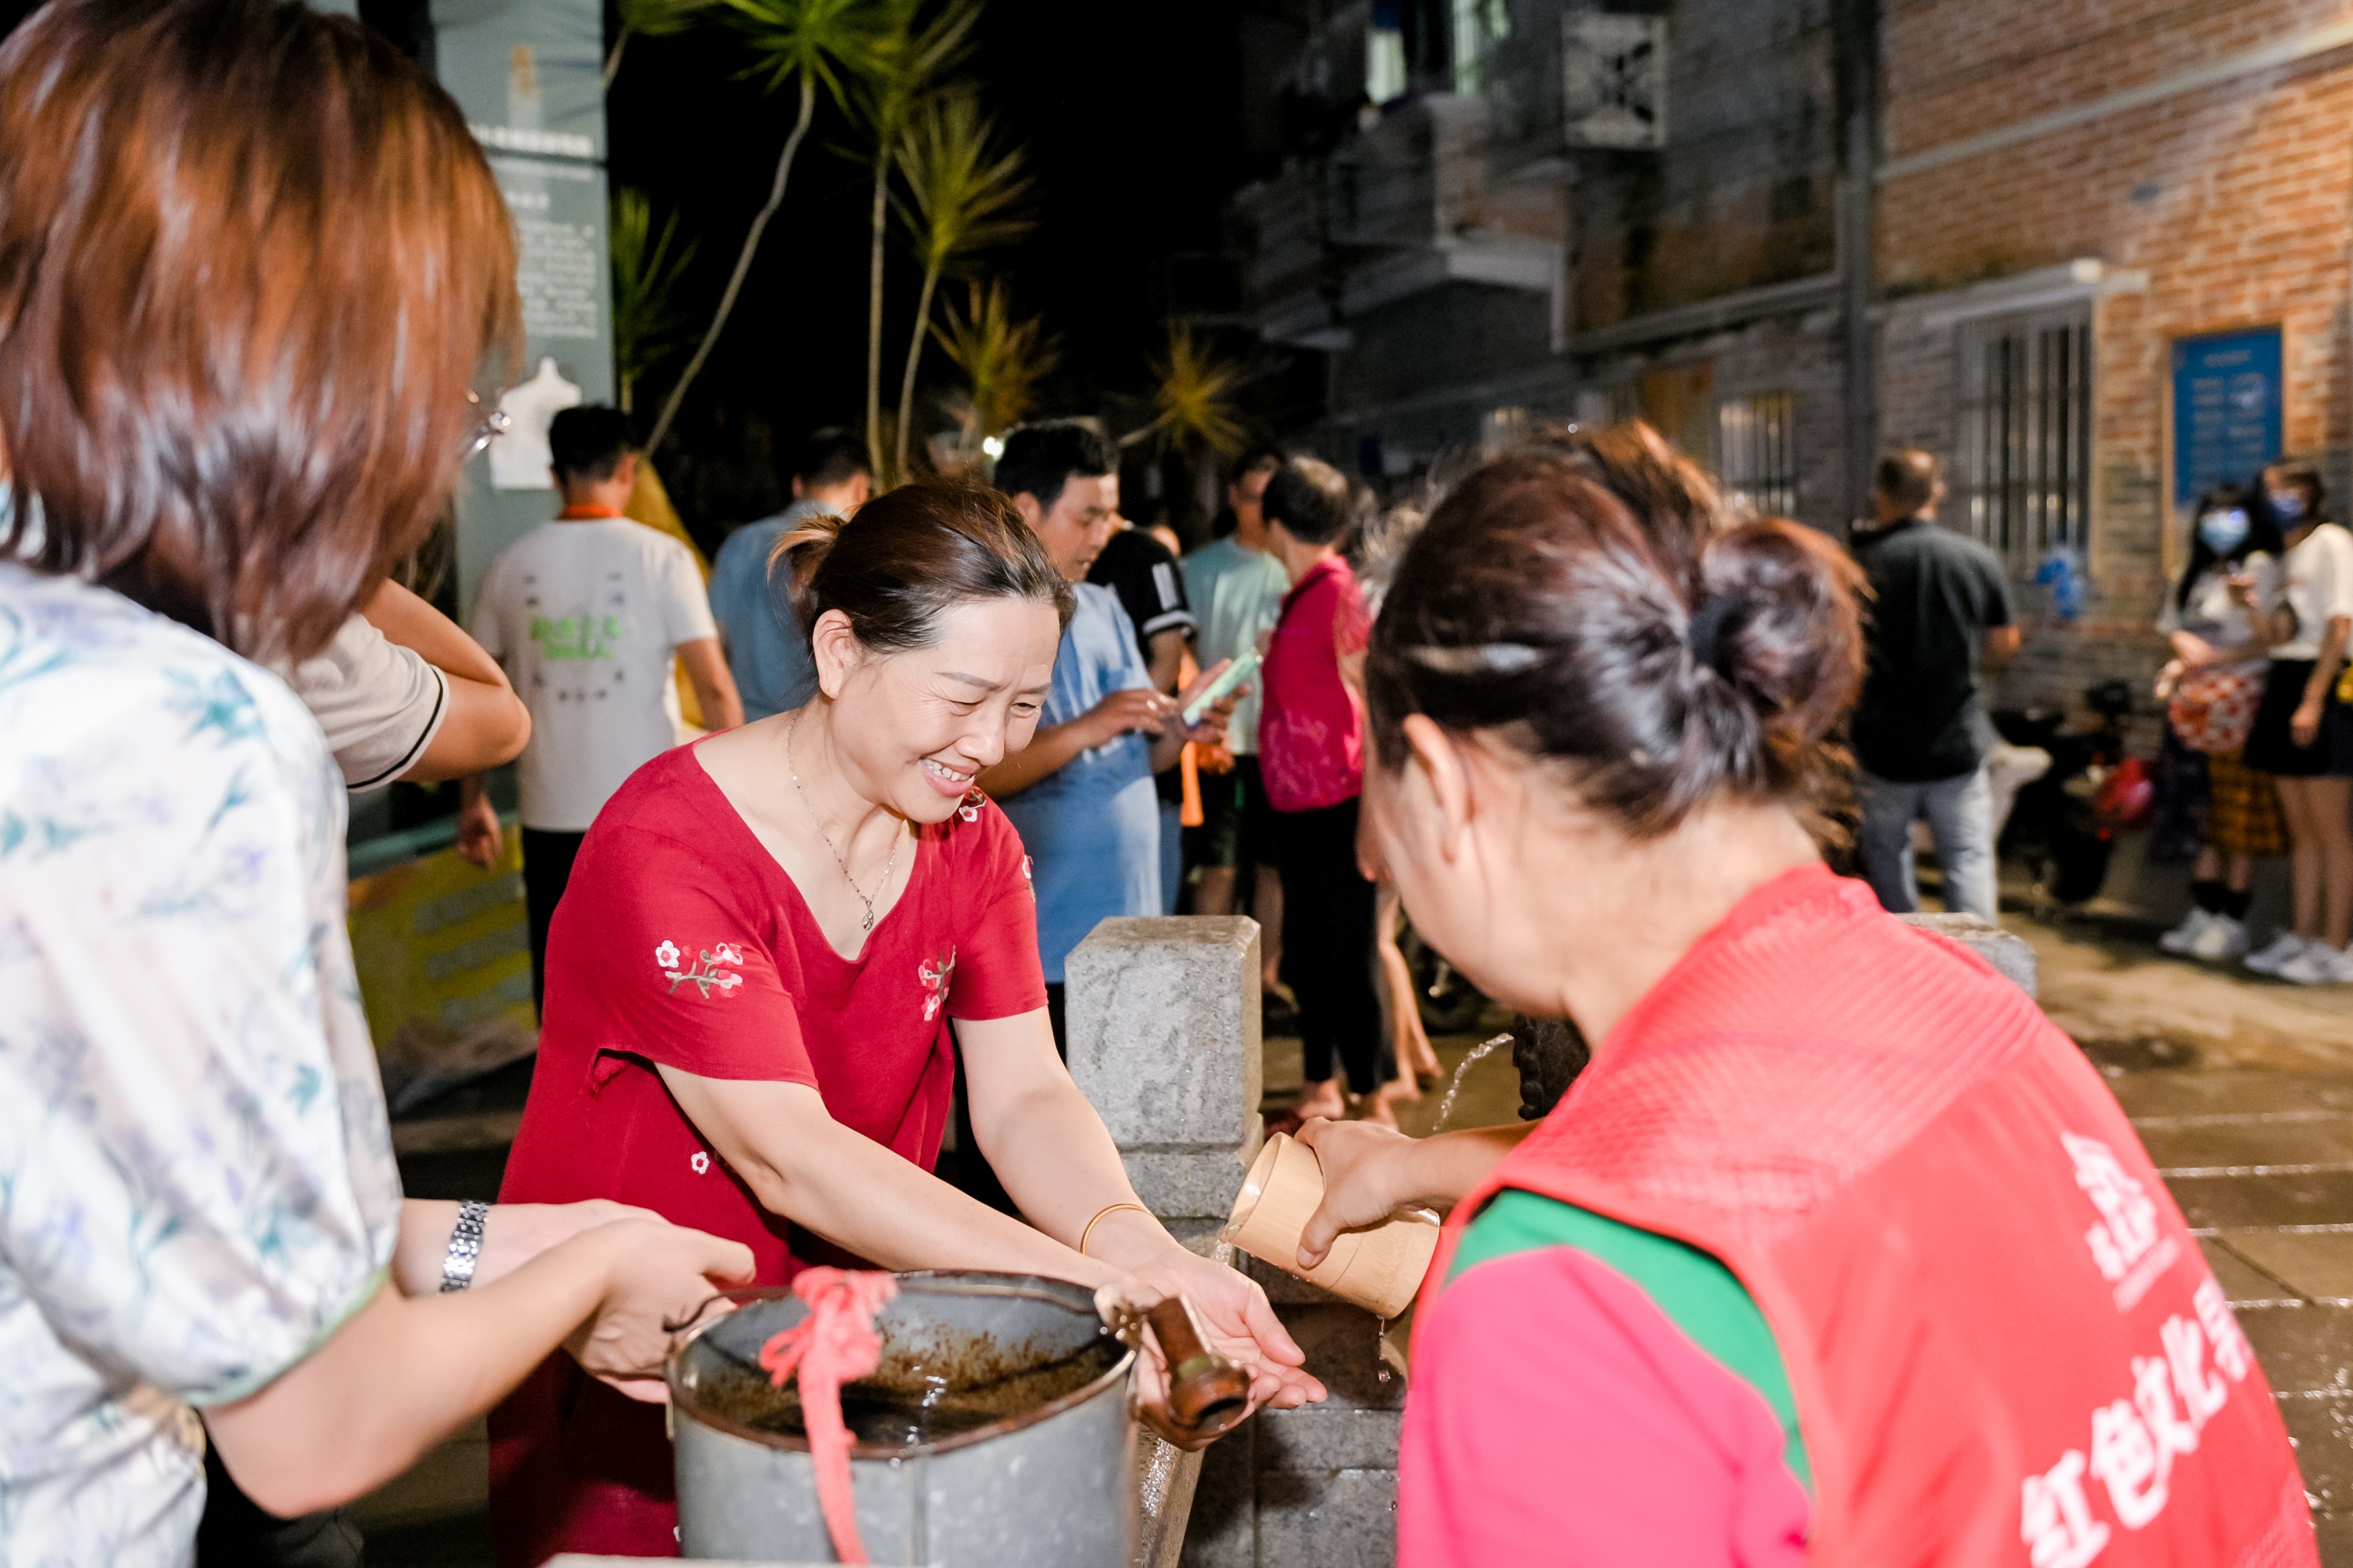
[707,426,871,720]
[982,420,1214,1042]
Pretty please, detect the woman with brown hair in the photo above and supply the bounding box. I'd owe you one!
[1294,426,2310,1567]
[491,484,1322,1563]
[0,3,751,1562]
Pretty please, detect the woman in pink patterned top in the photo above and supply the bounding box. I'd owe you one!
[1258,457,1393,1124]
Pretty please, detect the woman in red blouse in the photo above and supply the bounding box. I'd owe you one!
[490,483,1320,1565]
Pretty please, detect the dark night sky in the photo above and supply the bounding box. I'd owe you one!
[609,0,1262,523]
[0,0,1278,530]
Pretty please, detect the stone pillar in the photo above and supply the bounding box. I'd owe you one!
[1896,912,2039,997]
[1063,916,1269,1568]
[1064,916,1265,1234]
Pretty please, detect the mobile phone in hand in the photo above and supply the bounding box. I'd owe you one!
[1181,647,1261,728]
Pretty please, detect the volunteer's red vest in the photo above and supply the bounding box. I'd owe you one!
[1420,866,2314,1567]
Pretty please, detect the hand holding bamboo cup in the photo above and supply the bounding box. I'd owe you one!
[1222,1131,1441,1318]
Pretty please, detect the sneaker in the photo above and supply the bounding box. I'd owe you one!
[2188,914,2251,962]
[2245,933,2312,976]
[2281,943,2353,986]
[2159,908,2216,954]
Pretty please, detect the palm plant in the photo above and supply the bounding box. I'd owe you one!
[1149,324,1250,459]
[610,189,700,416]
[605,0,712,87]
[645,0,880,454]
[891,92,1031,479]
[933,279,1058,457]
[851,0,977,481]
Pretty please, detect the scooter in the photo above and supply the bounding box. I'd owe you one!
[1995,680,2145,908]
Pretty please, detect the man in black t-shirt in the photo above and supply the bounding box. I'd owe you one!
[1088,504,1196,913]
[1851,448,2020,923]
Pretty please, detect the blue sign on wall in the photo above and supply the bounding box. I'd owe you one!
[2172,327,2283,511]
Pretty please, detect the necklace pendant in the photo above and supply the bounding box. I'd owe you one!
[862,908,877,932]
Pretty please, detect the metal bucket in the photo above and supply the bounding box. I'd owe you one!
[667,1271,1138,1566]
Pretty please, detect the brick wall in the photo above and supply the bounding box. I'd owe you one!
[1886,0,2348,163]
[1878,2,2353,713]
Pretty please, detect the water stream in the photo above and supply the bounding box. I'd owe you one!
[1431,1034,1515,1132]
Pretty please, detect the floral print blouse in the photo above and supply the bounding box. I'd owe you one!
[0,565,402,1567]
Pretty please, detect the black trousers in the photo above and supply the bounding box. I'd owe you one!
[521,827,586,1010]
[196,1439,362,1568]
[1273,797,1382,1095]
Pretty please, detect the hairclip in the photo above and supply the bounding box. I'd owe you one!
[1402,642,1543,675]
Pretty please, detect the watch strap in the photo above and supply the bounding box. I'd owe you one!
[438,1199,490,1293]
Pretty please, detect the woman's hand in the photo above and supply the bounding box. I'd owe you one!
[1294,1118,1419,1268]
[2154,658,2184,700]
[1119,1242,1325,1446]
[1169,659,1249,746]
[1082,687,1175,748]
[566,1218,756,1403]
[476,1200,661,1289]
[454,785,503,870]
[2294,698,2325,749]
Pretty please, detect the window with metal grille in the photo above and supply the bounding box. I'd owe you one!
[1717,391,1799,518]
[1956,309,2092,571]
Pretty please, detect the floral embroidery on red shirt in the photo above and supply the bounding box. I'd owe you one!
[659,939,745,999]
[920,946,958,1021]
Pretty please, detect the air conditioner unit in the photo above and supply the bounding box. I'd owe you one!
[1562,13,1667,149]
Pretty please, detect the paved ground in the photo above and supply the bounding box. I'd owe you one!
[364,906,2353,1562]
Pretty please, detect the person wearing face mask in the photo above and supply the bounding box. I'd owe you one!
[486,482,1320,1565]
[2152,485,2287,963]
[2239,459,2353,984]
[1292,423,2311,1568]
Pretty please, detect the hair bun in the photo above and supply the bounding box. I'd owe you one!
[1363,420,1866,839]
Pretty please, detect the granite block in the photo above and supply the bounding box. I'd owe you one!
[1179,1418,1256,1568]
[1895,911,2038,996]
[1255,1407,1405,1472]
[1121,1136,1263,1224]
[1256,1469,1398,1568]
[1067,917,1263,1149]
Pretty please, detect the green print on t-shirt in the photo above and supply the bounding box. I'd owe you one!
[530,614,623,661]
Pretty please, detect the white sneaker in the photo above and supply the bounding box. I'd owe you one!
[2160,908,2215,954]
[2188,914,2250,962]
[2245,933,2312,976]
[2281,943,2353,986]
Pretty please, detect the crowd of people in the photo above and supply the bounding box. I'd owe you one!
[0,3,2325,1567]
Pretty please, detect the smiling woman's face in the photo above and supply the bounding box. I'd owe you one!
[814,595,1063,824]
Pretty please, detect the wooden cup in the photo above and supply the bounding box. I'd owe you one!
[1222,1132,1440,1319]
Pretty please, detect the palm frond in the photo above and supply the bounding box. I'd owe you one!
[610,189,701,411]
[849,0,977,145]
[933,280,1059,439]
[619,0,713,39]
[1149,324,1249,457]
[895,92,1033,275]
[721,0,884,107]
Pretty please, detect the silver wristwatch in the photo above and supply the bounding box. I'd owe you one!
[438,1200,490,1293]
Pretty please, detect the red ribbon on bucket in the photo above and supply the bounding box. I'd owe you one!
[758,1267,900,1565]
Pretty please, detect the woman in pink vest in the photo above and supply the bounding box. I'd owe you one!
[1296,424,2312,1568]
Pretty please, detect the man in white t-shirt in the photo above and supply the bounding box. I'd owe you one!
[458,405,743,1003]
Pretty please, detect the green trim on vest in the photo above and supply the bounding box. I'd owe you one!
[1449,1187,1814,1494]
